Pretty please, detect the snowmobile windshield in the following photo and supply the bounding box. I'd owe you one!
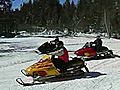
[38,42,58,54]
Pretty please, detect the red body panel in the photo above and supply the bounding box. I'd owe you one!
[74,47,97,57]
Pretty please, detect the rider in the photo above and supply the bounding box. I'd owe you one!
[93,35,103,52]
[49,37,69,73]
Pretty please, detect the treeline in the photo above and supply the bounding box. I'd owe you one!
[0,0,120,37]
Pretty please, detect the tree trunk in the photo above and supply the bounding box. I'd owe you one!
[103,8,111,38]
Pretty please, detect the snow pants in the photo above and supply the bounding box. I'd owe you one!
[52,58,67,72]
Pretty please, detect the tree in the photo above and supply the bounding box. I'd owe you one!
[0,0,16,34]
[97,0,114,38]
[76,0,93,32]
[0,0,12,12]
[111,0,120,35]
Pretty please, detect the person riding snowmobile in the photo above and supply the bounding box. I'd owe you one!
[49,38,69,73]
[93,35,103,52]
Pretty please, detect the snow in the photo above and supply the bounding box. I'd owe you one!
[0,36,120,90]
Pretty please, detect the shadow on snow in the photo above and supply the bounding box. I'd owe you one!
[44,72,107,83]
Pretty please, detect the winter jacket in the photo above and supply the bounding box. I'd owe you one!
[93,38,102,51]
[58,47,69,63]
[49,47,69,63]
[94,38,102,47]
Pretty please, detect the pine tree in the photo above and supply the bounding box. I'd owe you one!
[0,0,16,35]
[0,0,12,12]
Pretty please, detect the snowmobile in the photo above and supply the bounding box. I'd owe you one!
[74,42,114,60]
[16,41,89,86]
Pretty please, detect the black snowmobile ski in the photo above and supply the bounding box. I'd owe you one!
[16,75,57,86]
[113,54,120,58]
[16,78,46,86]
[21,69,29,76]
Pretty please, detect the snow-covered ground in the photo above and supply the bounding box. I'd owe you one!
[0,36,120,90]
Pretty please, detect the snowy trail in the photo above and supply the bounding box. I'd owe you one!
[0,36,120,90]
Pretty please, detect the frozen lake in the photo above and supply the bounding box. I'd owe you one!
[0,36,120,90]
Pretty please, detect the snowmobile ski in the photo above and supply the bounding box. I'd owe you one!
[21,69,29,76]
[16,78,45,86]
[114,54,120,58]
[16,75,57,86]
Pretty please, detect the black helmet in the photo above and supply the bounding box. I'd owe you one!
[97,35,101,39]
[50,37,59,45]
[54,37,59,42]
[58,41,64,48]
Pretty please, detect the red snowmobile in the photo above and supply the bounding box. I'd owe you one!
[74,42,114,60]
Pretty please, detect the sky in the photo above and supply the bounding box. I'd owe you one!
[11,0,79,10]
[12,0,28,10]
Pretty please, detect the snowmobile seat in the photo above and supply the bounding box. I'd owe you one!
[66,57,85,68]
[99,46,109,52]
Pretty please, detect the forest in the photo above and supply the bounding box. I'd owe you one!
[0,0,120,38]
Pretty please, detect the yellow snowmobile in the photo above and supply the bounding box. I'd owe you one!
[16,41,89,86]
[16,54,89,86]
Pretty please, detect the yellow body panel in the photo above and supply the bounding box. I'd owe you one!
[84,52,91,57]
[25,55,60,77]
